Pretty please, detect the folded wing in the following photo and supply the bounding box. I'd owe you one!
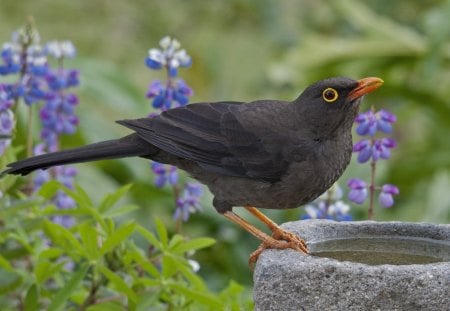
[117,102,292,182]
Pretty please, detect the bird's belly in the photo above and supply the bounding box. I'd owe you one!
[201,168,337,211]
[187,148,351,212]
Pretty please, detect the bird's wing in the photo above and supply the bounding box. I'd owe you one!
[117,102,293,182]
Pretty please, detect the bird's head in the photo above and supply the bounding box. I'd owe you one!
[294,76,384,138]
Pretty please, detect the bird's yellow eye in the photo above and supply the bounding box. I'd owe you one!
[322,88,339,103]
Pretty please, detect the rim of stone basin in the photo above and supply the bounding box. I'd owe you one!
[280,219,450,266]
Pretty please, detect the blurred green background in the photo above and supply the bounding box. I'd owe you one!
[1,0,449,288]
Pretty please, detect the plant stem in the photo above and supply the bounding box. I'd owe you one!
[173,183,183,233]
[26,105,33,156]
[78,279,99,311]
[367,105,377,220]
[368,159,376,220]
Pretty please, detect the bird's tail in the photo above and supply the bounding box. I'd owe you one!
[3,134,156,176]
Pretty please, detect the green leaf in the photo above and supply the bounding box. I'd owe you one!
[99,266,137,303]
[67,185,94,208]
[38,248,64,260]
[0,254,13,271]
[34,260,66,284]
[170,256,206,290]
[24,284,40,311]
[219,280,248,310]
[43,220,83,254]
[86,301,124,311]
[99,222,136,255]
[79,222,100,260]
[169,283,222,309]
[154,218,168,248]
[135,293,161,311]
[103,204,138,218]
[170,237,216,254]
[136,225,162,250]
[128,247,160,278]
[161,255,177,278]
[37,180,62,199]
[0,198,41,218]
[98,184,132,213]
[0,267,23,294]
[47,264,89,311]
[168,234,184,249]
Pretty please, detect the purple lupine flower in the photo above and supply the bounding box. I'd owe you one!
[151,162,178,188]
[348,107,399,217]
[301,183,352,221]
[347,178,368,204]
[146,37,201,222]
[0,44,21,75]
[353,139,372,163]
[40,94,79,130]
[173,182,203,221]
[172,79,193,106]
[378,184,400,208]
[328,201,352,221]
[355,110,377,136]
[21,74,48,105]
[146,36,192,76]
[353,137,397,163]
[376,109,396,133]
[372,138,396,161]
[54,166,78,188]
[29,40,80,227]
[45,69,79,90]
[0,28,48,106]
[355,109,397,137]
[0,85,14,155]
[26,45,48,76]
[146,79,193,110]
[45,40,76,59]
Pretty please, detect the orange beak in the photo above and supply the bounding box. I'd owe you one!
[347,77,384,101]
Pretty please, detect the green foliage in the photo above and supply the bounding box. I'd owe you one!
[0,183,252,310]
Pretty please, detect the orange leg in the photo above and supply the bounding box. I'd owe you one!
[223,208,308,266]
[244,205,308,251]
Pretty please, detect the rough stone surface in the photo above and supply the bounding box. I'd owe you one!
[254,220,450,311]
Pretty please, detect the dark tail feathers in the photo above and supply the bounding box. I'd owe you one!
[3,134,156,176]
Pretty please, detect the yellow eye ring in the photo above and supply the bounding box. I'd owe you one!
[322,88,339,103]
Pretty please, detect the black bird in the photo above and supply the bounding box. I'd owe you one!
[3,76,383,263]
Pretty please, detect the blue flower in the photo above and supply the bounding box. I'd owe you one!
[173,182,203,221]
[378,184,399,208]
[45,40,76,59]
[353,138,396,163]
[0,44,21,75]
[173,79,193,106]
[353,139,372,163]
[355,110,377,136]
[39,94,79,150]
[372,138,396,161]
[45,69,79,91]
[347,178,368,204]
[21,75,48,105]
[0,85,14,155]
[355,109,397,137]
[376,109,396,133]
[146,79,193,110]
[145,36,192,76]
[301,183,352,221]
[151,162,178,188]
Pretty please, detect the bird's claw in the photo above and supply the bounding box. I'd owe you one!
[248,229,308,267]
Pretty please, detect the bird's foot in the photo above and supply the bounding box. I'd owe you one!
[248,229,308,266]
[271,227,308,252]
